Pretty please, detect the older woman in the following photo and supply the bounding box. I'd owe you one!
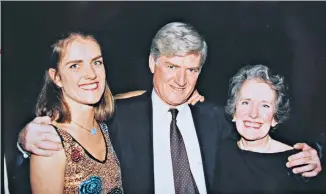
[30,33,123,194]
[213,64,310,194]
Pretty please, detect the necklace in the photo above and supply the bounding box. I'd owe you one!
[237,136,272,153]
[71,119,97,136]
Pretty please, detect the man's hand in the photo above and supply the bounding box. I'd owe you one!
[187,89,205,105]
[286,143,322,177]
[18,116,62,157]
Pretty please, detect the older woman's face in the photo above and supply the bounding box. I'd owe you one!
[233,79,278,141]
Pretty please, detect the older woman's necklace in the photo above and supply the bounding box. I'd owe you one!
[237,136,272,153]
[71,119,97,136]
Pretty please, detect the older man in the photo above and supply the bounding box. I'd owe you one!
[18,22,321,194]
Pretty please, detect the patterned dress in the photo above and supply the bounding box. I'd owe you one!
[54,123,123,194]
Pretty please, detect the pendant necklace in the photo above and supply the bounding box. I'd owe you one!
[71,119,97,136]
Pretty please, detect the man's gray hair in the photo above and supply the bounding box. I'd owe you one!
[150,22,207,67]
[225,64,290,124]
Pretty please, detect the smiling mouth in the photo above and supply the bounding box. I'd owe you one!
[243,121,262,129]
[170,85,186,92]
[79,82,99,90]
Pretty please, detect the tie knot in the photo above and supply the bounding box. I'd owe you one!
[169,108,179,121]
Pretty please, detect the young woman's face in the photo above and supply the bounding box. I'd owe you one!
[50,38,106,107]
[233,79,278,141]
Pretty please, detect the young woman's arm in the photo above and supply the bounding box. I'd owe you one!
[30,149,66,194]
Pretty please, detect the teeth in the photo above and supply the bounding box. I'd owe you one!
[244,121,261,128]
[80,83,97,90]
[171,86,184,91]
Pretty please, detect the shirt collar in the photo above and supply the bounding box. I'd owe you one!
[151,89,187,114]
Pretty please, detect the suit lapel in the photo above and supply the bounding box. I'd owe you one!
[130,92,154,193]
[142,93,154,192]
[190,104,219,191]
[110,92,154,194]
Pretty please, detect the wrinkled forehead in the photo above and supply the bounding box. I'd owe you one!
[157,53,201,67]
[238,79,277,103]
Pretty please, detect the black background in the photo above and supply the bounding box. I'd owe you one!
[2,2,326,193]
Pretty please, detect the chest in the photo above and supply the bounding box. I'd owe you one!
[217,149,297,193]
[61,134,122,193]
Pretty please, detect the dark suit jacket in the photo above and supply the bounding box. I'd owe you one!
[108,91,235,194]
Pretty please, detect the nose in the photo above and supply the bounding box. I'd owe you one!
[83,65,97,80]
[175,69,187,87]
[249,103,259,119]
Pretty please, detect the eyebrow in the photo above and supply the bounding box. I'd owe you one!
[65,60,83,66]
[65,55,102,66]
[165,62,179,66]
[240,98,273,104]
[91,55,102,62]
[165,62,200,70]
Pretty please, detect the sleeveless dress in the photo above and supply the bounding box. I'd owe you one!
[54,122,123,194]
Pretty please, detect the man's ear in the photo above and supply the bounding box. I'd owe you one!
[48,68,63,88]
[149,54,156,74]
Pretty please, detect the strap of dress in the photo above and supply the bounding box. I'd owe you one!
[51,124,73,153]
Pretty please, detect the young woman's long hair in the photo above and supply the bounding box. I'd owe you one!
[35,33,115,123]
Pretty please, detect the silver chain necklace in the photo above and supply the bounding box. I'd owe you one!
[71,119,97,136]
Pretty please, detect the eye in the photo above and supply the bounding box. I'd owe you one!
[241,101,249,105]
[94,60,103,66]
[168,65,175,69]
[69,64,79,69]
[188,68,199,73]
[262,104,270,108]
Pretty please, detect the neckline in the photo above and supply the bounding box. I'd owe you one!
[59,123,108,164]
[236,144,295,156]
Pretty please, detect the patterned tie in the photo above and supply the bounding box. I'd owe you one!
[169,108,199,194]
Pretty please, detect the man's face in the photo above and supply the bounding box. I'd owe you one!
[149,53,201,106]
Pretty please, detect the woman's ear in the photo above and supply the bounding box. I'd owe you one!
[48,68,63,88]
[271,118,278,127]
[232,115,236,122]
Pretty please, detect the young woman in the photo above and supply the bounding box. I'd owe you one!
[30,33,123,194]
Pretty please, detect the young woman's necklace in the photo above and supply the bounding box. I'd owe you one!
[238,136,272,153]
[71,119,97,136]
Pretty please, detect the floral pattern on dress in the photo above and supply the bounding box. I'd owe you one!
[78,176,102,194]
[71,146,84,163]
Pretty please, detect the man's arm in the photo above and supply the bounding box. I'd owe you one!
[114,89,204,104]
[17,89,205,157]
[30,149,66,193]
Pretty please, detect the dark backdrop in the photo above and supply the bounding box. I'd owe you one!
[2,2,326,193]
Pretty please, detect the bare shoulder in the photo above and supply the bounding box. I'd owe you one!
[30,150,66,193]
[30,149,66,168]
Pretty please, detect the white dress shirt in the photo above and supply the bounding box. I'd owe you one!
[4,156,10,194]
[152,90,207,194]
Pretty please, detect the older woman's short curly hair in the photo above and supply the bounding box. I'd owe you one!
[225,64,290,124]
